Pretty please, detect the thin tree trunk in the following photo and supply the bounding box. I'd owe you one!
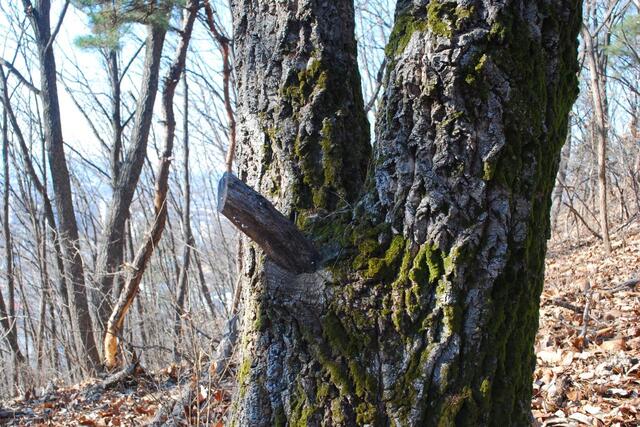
[193,249,217,317]
[107,48,126,301]
[103,0,198,369]
[552,126,573,232]
[630,84,640,213]
[125,218,148,350]
[95,23,168,331]
[1,68,73,326]
[23,0,101,370]
[0,75,25,365]
[582,25,612,254]
[36,215,49,372]
[174,72,192,361]
[229,0,581,425]
[203,0,236,172]
[108,48,123,188]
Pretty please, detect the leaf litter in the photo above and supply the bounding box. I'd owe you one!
[1,225,638,426]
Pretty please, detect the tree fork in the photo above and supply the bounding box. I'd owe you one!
[229,0,582,425]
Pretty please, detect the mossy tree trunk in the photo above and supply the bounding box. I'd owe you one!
[229,0,581,425]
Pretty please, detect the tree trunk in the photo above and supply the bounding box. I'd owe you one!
[174,71,192,361]
[1,76,25,364]
[1,67,74,334]
[95,23,167,332]
[582,25,612,254]
[103,1,198,369]
[108,48,123,189]
[25,0,101,370]
[229,0,581,425]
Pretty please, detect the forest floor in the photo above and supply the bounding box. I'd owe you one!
[533,222,640,426]
[1,225,639,426]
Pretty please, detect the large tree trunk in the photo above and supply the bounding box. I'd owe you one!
[25,0,101,370]
[229,0,581,425]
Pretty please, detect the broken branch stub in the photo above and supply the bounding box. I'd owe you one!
[217,172,320,273]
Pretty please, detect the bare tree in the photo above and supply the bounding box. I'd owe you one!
[0,69,25,367]
[22,0,101,370]
[94,16,169,333]
[103,0,199,369]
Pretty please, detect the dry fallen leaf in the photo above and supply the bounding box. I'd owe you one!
[583,404,601,415]
[538,350,562,364]
[599,338,627,352]
[569,412,592,425]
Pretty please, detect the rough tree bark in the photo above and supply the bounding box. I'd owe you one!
[228,0,368,422]
[23,0,101,370]
[228,0,581,425]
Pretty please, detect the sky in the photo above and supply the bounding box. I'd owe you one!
[0,0,393,159]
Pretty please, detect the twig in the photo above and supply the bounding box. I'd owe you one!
[44,0,70,53]
[579,281,593,348]
[364,58,386,112]
[551,298,583,313]
[562,201,602,240]
[613,212,639,233]
[0,59,40,94]
[0,408,28,419]
[150,366,208,426]
[149,316,239,425]
[605,276,640,293]
[203,0,236,172]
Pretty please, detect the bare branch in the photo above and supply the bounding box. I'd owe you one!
[0,59,40,94]
[44,0,70,53]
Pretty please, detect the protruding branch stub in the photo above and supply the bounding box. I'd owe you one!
[217,172,320,274]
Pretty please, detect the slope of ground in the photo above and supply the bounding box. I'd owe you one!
[534,223,640,426]
[1,226,639,426]
[0,364,233,426]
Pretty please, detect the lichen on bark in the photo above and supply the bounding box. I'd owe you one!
[230,0,582,425]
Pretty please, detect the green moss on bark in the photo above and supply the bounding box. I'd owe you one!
[427,0,453,38]
[281,54,370,213]
[237,1,581,424]
[469,4,581,425]
[385,12,429,58]
[363,235,406,280]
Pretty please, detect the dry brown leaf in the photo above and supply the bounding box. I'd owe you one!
[569,412,592,425]
[599,338,627,352]
[538,350,562,364]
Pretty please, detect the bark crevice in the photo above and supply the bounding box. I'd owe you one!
[228,0,582,425]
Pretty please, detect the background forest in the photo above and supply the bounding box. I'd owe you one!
[0,0,638,424]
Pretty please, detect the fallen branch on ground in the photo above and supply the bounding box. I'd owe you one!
[82,363,138,401]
